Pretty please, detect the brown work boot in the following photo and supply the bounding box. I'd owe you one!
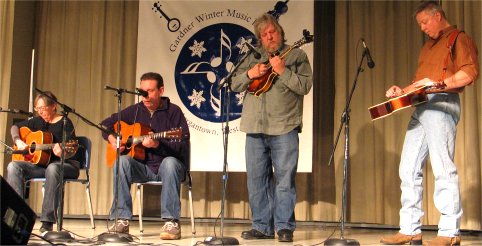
[160,220,181,240]
[423,236,461,246]
[108,219,129,233]
[380,232,422,245]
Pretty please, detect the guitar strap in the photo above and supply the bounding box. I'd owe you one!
[441,29,462,81]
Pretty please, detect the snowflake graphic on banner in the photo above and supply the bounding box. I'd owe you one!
[189,40,206,58]
[175,23,255,123]
[188,89,206,108]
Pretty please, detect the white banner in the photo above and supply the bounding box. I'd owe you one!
[137,0,313,172]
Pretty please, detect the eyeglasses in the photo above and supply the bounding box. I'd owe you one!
[34,106,50,112]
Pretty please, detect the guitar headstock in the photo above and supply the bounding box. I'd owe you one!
[65,139,79,153]
[165,127,183,141]
[293,29,314,49]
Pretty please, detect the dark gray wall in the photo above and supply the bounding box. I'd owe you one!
[2,0,36,173]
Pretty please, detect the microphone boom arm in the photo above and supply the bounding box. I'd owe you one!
[217,50,253,90]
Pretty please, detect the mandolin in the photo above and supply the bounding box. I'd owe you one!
[247,30,314,97]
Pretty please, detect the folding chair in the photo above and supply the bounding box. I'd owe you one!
[134,143,195,234]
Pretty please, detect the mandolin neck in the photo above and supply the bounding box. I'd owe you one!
[265,45,296,70]
[278,45,295,59]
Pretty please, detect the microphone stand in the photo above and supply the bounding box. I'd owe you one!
[98,86,136,243]
[0,108,33,117]
[324,50,371,246]
[34,88,113,241]
[0,110,25,154]
[203,49,253,246]
[0,139,15,153]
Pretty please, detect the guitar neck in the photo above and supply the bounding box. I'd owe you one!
[29,140,76,151]
[132,131,173,144]
[33,144,56,151]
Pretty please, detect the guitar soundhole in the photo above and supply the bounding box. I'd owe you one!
[29,142,36,154]
[385,104,393,112]
[125,136,133,150]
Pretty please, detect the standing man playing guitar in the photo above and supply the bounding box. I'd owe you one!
[231,13,313,242]
[100,72,189,240]
[380,1,479,246]
[7,91,79,233]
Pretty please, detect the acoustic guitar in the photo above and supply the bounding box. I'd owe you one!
[368,86,429,121]
[105,121,182,167]
[247,30,314,96]
[11,127,79,166]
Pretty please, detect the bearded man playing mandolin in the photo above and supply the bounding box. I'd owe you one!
[231,13,313,243]
[7,91,79,233]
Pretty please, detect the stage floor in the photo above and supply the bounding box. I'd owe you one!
[27,218,482,245]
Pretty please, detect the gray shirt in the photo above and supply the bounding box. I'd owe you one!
[231,44,313,135]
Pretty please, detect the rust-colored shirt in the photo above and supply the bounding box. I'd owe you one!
[413,26,479,93]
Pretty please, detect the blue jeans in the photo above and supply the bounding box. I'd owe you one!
[245,129,299,235]
[7,161,80,223]
[398,93,462,237]
[109,155,185,221]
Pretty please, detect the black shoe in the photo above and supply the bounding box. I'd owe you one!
[241,229,274,239]
[39,222,53,233]
[277,229,293,242]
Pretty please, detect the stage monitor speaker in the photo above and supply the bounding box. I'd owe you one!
[1,175,37,245]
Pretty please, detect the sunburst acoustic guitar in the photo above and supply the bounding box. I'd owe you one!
[368,86,430,121]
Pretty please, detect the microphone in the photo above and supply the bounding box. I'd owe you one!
[245,42,261,59]
[12,109,34,117]
[6,149,29,155]
[361,38,375,69]
[0,108,34,117]
[135,88,148,97]
[104,85,125,93]
[104,85,146,97]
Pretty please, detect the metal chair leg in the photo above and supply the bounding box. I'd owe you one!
[188,188,196,235]
[85,183,95,229]
[136,184,144,233]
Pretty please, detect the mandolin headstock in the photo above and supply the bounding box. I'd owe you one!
[292,30,314,49]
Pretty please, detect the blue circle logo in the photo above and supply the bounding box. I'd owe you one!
[175,23,255,123]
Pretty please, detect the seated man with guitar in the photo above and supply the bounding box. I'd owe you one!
[231,13,313,242]
[100,72,189,240]
[6,91,79,233]
[380,1,479,246]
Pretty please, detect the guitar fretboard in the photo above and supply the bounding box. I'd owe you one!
[31,144,55,151]
[132,128,182,145]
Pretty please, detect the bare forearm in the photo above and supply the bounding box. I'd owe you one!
[11,125,20,142]
[443,70,474,90]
